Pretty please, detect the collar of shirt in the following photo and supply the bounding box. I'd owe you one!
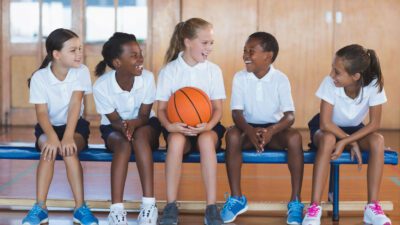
[46,62,77,85]
[247,65,275,82]
[177,51,207,71]
[111,70,144,94]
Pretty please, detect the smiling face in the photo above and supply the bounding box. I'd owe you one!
[243,37,272,75]
[183,26,214,64]
[330,56,360,87]
[53,37,82,68]
[114,41,144,76]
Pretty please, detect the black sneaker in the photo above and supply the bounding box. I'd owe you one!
[159,202,179,225]
[204,204,223,225]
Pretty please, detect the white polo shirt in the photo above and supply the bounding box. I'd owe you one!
[230,65,295,124]
[156,52,226,101]
[316,76,387,127]
[29,63,92,126]
[93,69,156,125]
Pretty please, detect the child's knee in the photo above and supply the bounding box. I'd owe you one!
[225,126,241,144]
[287,130,302,149]
[369,133,385,152]
[198,131,216,143]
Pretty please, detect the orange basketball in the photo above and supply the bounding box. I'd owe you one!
[167,87,212,127]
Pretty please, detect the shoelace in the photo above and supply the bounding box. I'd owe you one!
[223,197,240,211]
[287,202,303,215]
[140,205,155,218]
[369,201,384,215]
[77,203,92,216]
[112,210,127,222]
[306,203,320,217]
[28,205,43,217]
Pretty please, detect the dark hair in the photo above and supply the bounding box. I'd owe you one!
[336,44,383,92]
[28,28,79,87]
[95,32,137,76]
[248,32,279,63]
[165,18,212,64]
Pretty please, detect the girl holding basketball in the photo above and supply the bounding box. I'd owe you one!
[156,18,226,225]
[25,28,98,225]
[303,44,391,225]
[93,32,161,225]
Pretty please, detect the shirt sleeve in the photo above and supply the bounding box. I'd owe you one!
[209,66,226,100]
[230,73,244,110]
[316,76,336,105]
[93,83,114,115]
[155,67,173,102]
[143,72,156,104]
[278,76,295,112]
[369,86,387,106]
[73,66,92,94]
[29,75,47,104]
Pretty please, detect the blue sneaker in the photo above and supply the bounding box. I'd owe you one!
[220,195,248,223]
[73,203,99,225]
[22,203,49,225]
[287,200,304,225]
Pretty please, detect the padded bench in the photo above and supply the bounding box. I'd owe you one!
[0,143,398,221]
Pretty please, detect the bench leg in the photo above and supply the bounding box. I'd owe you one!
[328,167,334,202]
[332,164,340,221]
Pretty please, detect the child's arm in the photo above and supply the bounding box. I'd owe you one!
[260,111,295,148]
[232,109,263,152]
[35,104,61,161]
[105,111,129,139]
[123,103,152,138]
[157,100,193,135]
[61,91,84,156]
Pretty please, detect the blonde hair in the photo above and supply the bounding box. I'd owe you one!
[164,18,212,64]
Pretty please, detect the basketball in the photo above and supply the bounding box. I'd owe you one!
[167,87,212,127]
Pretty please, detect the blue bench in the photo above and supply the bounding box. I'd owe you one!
[0,143,398,221]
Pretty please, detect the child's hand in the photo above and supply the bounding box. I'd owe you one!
[331,140,347,160]
[188,123,209,135]
[350,142,362,171]
[244,127,263,152]
[42,135,61,161]
[60,135,77,157]
[166,122,195,136]
[122,120,135,141]
[259,128,273,150]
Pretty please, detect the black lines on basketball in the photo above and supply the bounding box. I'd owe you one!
[179,89,203,125]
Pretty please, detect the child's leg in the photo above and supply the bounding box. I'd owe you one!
[36,134,56,207]
[225,126,253,197]
[357,132,385,202]
[62,133,87,207]
[165,133,191,203]
[267,129,304,201]
[107,132,132,203]
[310,130,337,204]
[132,125,158,197]
[197,131,219,205]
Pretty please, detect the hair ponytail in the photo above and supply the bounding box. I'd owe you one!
[366,49,383,92]
[164,18,212,64]
[95,60,108,77]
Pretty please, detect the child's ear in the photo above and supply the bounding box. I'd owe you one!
[265,51,273,63]
[112,58,121,69]
[183,38,191,49]
[352,72,361,82]
[52,50,61,60]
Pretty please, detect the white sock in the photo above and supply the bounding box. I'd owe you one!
[142,197,156,206]
[110,203,124,210]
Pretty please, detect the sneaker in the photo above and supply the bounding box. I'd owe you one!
[204,204,223,225]
[363,201,392,225]
[287,200,304,224]
[302,203,322,225]
[108,207,128,225]
[138,204,158,225]
[159,202,179,225]
[22,203,49,225]
[73,203,99,225]
[220,195,248,223]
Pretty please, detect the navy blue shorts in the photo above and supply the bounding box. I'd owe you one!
[100,117,162,151]
[161,122,226,151]
[248,123,276,128]
[308,114,364,149]
[34,117,90,150]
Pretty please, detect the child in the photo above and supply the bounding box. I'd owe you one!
[93,32,161,225]
[24,28,98,225]
[220,32,304,225]
[156,18,226,225]
[302,44,391,225]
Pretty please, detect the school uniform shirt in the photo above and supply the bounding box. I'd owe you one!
[29,63,92,126]
[93,69,156,125]
[230,65,295,124]
[316,76,387,127]
[156,52,226,101]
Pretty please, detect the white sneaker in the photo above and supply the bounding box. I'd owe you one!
[138,204,158,225]
[364,201,392,225]
[302,203,322,225]
[108,208,128,225]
